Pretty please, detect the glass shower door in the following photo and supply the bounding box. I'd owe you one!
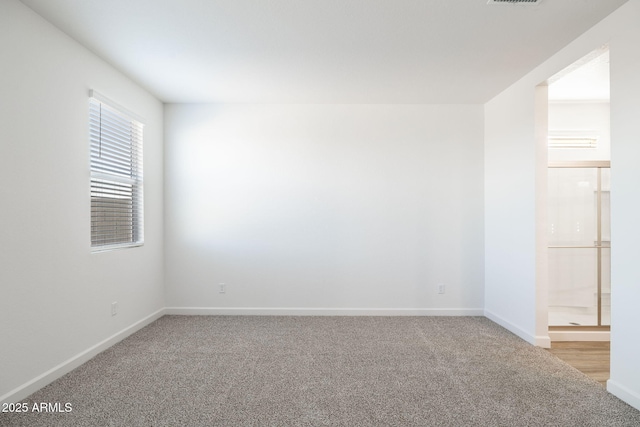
[548,163,610,327]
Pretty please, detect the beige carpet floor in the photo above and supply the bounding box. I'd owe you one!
[1,315,639,426]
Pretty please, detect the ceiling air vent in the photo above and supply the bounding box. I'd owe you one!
[487,0,541,4]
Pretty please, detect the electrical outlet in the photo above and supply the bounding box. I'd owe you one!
[111,301,118,316]
[437,284,445,294]
[219,283,226,294]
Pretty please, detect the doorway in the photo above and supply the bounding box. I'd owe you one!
[545,47,611,338]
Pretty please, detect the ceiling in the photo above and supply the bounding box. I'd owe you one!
[549,49,610,102]
[20,0,627,104]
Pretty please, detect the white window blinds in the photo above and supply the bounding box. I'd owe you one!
[89,92,144,251]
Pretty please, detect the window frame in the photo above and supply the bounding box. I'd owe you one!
[89,90,144,252]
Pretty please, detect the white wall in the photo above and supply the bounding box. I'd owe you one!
[484,0,640,410]
[0,0,164,403]
[164,104,484,314]
[484,84,539,342]
[608,1,640,409]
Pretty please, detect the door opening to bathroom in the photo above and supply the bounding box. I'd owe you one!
[546,47,610,331]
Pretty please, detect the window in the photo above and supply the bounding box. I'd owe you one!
[548,131,598,149]
[89,91,144,251]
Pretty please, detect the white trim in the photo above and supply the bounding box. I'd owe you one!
[548,160,610,168]
[548,99,610,104]
[484,309,539,345]
[164,307,484,316]
[89,89,145,124]
[535,335,551,348]
[91,242,144,253]
[0,308,165,405]
[549,330,610,342]
[607,380,640,412]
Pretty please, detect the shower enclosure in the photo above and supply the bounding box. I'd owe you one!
[548,161,610,327]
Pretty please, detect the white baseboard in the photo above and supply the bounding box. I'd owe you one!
[607,379,640,412]
[484,309,542,346]
[165,307,484,316]
[549,330,610,342]
[535,335,552,349]
[0,308,165,405]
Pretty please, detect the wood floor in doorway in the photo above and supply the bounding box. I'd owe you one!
[547,341,610,386]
